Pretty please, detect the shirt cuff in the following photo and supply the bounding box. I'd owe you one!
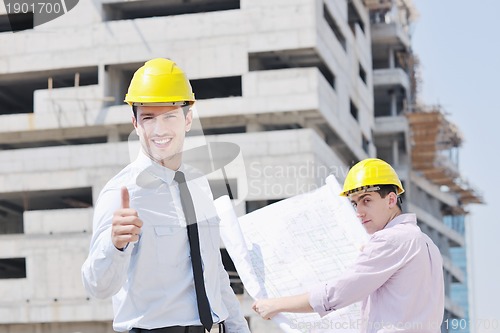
[309,283,334,317]
[102,235,133,259]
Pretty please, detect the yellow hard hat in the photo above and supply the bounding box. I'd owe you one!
[340,158,404,197]
[124,58,195,106]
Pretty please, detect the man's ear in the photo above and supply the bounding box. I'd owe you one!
[387,192,398,208]
[132,116,139,135]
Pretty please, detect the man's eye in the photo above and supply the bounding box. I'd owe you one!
[351,202,357,208]
[142,116,153,120]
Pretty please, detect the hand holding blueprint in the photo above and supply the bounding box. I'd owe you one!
[215,175,369,332]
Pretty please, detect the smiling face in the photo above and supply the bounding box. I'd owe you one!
[132,105,192,170]
[350,190,400,234]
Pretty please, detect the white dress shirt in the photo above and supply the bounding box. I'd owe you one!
[82,151,250,333]
[309,213,445,333]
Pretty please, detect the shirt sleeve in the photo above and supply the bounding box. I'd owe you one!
[81,186,133,299]
[217,254,250,333]
[309,234,410,317]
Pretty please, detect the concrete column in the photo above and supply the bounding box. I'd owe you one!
[390,90,397,116]
[98,63,109,105]
[388,47,395,69]
[102,64,121,107]
[392,139,399,166]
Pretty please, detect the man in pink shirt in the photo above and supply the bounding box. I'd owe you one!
[253,158,445,333]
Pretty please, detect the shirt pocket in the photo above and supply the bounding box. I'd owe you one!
[197,216,221,252]
[154,225,190,267]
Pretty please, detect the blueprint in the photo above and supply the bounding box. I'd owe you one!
[215,176,369,332]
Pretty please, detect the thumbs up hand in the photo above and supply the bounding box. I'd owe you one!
[111,187,143,250]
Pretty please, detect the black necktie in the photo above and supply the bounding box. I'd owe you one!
[174,171,213,332]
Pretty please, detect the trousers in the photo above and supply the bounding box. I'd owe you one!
[130,322,225,333]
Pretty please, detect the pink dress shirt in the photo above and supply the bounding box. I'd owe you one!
[309,213,444,333]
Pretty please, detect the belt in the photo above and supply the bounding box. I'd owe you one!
[130,322,225,333]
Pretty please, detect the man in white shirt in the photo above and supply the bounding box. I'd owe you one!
[82,58,250,333]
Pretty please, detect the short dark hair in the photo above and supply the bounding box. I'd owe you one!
[131,104,191,119]
[132,105,138,119]
[377,184,403,211]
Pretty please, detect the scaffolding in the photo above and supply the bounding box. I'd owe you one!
[364,0,418,26]
[407,107,483,205]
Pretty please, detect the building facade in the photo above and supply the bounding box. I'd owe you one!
[366,0,481,330]
[0,0,479,332]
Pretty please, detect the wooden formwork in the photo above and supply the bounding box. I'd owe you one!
[407,109,482,206]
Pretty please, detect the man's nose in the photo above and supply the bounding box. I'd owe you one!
[153,117,170,135]
[356,206,365,218]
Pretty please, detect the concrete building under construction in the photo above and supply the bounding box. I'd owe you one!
[0,0,481,332]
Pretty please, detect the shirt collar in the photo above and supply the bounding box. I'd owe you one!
[133,150,180,186]
[385,213,417,229]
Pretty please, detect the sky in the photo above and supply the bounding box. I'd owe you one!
[411,0,500,328]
